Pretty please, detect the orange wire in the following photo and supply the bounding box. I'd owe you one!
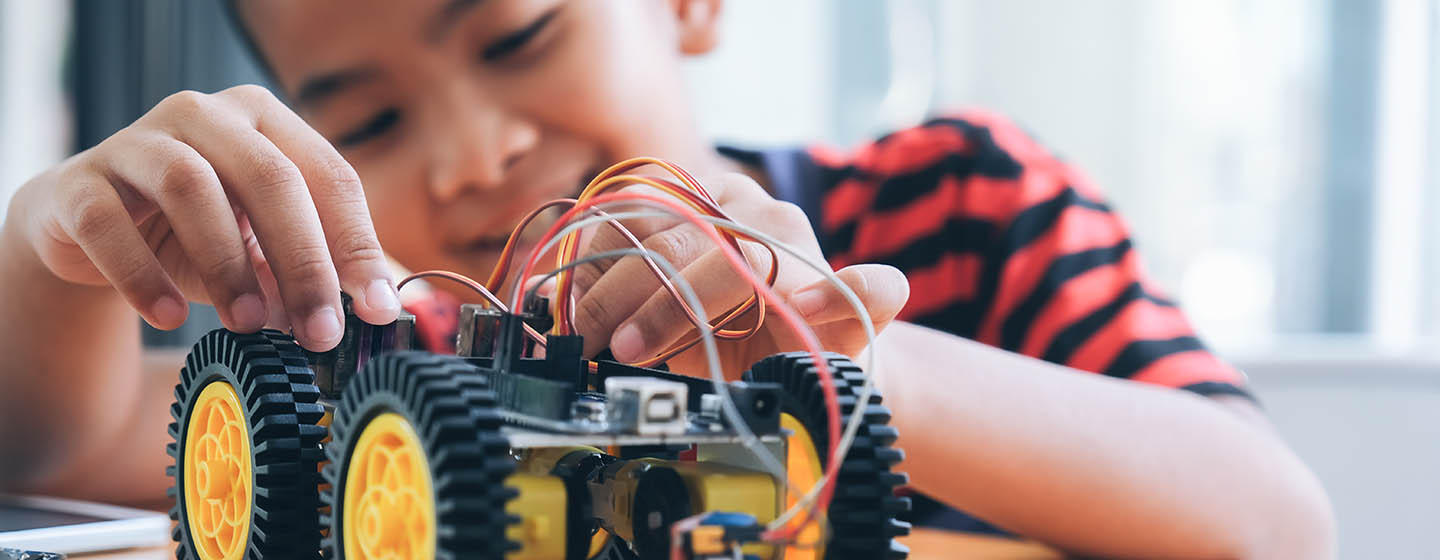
[404,156,780,378]
[484,199,579,294]
[397,270,547,346]
[484,197,744,351]
[558,171,778,364]
[586,157,716,205]
[551,171,778,344]
[481,176,765,351]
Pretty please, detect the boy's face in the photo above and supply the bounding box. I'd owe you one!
[240,0,722,290]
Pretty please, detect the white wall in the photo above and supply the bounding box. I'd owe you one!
[0,0,70,224]
[684,0,835,146]
[1243,355,1440,559]
[686,1,1342,350]
[932,0,1330,350]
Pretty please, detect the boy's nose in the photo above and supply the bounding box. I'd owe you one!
[425,97,539,202]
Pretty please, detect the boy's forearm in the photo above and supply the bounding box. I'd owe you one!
[874,322,1335,559]
[0,204,145,489]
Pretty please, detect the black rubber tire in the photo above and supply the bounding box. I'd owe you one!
[321,351,515,559]
[746,352,912,560]
[167,329,327,559]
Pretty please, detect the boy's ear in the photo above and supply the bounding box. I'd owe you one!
[669,0,723,55]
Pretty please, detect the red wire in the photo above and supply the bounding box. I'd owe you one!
[484,199,579,295]
[549,174,774,340]
[512,192,842,538]
[485,190,771,357]
[397,270,548,346]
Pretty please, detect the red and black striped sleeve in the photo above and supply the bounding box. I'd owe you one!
[811,110,1250,399]
[402,288,461,354]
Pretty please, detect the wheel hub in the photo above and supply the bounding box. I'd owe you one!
[183,381,253,560]
[343,412,436,559]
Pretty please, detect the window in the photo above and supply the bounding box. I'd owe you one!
[689,0,1440,355]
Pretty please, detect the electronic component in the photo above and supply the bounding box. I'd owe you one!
[605,377,689,435]
[455,303,503,357]
[682,512,764,559]
[169,285,906,560]
[306,293,414,398]
[0,548,64,560]
[590,461,692,559]
[720,382,782,434]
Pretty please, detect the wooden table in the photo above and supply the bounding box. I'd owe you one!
[76,528,1060,559]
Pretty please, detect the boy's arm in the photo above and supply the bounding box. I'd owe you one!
[0,214,163,503]
[876,321,1335,559]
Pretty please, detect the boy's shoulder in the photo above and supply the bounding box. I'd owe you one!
[807,109,1105,230]
[757,110,1106,268]
[725,109,1099,253]
[812,109,1042,183]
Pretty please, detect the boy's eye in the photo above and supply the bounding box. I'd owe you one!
[481,10,558,61]
[337,108,400,148]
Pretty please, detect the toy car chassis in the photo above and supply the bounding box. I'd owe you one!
[164,298,910,559]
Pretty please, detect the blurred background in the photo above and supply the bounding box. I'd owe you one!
[0,0,1436,555]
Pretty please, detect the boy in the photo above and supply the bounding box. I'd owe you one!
[0,0,1334,557]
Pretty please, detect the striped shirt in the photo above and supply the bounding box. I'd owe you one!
[722,110,1252,534]
[724,109,1249,400]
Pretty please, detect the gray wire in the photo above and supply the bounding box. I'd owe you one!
[521,244,788,482]
[518,204,882,532]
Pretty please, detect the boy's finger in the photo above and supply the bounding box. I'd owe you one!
[787,264,910,327]
[688,172,770,207]
[568,188,678,300]
[233,85,400,327]
[161,95,342,351]
[99,133,267,332]
[608,249,755,364]
[236,211,291,331]
[570,222,714,357]
[54,180,189,329]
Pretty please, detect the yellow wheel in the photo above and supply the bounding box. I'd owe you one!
[780,412,826,560]
[183,381,253,560]
[745,352,912,559]
[168,329,326,560]
[323,352,514,559]
[342,413,435,559]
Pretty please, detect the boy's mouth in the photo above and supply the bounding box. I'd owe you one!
[444,173,596,261]
[449,231,537,260]
[447,204,565,259]
[454,235,511,253]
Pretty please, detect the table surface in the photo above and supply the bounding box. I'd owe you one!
[73,528,1060,559]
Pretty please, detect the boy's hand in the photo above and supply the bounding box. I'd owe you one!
[567,173,910,373]
[7,85,399,351]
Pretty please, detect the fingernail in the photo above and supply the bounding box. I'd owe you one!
[303,306,342,346]
[790,289,826,318]
[229,293,267,331]
[150,296,187,328]
[365,279,401,315]
[611,323,645,363]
